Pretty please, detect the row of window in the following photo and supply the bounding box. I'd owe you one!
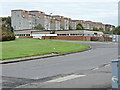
[15,34,30,36]
[57,34,102,36]
[15,34,101,37]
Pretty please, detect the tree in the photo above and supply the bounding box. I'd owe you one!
[1,17,15,41]
[69,25,72,30]
[104,27,111,34]
[6,16,11,26]
[112,26,120,35]
[99,27,104,32]
[93,27,99,31]
[34,24,45,30]
[76,23,84,30]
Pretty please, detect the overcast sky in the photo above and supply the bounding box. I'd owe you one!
[0,0,119,26]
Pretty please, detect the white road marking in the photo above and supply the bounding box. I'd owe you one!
[112,76,118,83]
[92,67,99,70]
[46,75,86,83]
[104,64,110,67]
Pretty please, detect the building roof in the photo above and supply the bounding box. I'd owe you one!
[94,22,102,24]
[85,21,92,22]
[55,19,61,21]
[72,20,79,22]
[64,17,69,20]
[29,10,39,12]
[11,9,23,12]
[45,14,51,16]
[52,15,60,17]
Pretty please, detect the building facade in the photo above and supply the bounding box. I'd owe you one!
[50,17,60,30]
[11,10,36,30]
[14,29,104,41]
[105,24,115,31]
[11,9,114,31]
[12,10,51,30]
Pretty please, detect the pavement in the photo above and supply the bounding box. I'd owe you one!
[1,41,118,89]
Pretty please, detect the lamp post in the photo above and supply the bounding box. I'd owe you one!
[49,13,53,39]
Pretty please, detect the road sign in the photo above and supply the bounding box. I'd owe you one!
[112,59,120,89]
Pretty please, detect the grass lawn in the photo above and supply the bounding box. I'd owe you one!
[2,39,90,60]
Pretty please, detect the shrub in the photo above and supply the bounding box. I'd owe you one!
[1,17,15,41]
[76,23,84,30]
[34,24,45,30]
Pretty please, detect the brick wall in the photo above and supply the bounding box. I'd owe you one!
[19,36,33,38]
[42,36,91,41]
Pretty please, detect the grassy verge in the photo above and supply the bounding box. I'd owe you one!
[2,39,90,60]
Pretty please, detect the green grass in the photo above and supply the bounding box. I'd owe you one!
[2,39,90,60]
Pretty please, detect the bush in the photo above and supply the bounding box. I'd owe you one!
[1,17,15,41]
[34,24,45,30]
[2,31,15,41]
[76,23,84,30]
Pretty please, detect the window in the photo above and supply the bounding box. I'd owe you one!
[14,26,16,29]
[26,34,30,36]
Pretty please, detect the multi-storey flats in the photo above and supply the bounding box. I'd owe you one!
[69,18,77,30]
[11,10,51,30]
[11,10,36,30]
[27,10,51,30]
[50,16,60,30]
[11,9,115,31]
[52,15,69,30]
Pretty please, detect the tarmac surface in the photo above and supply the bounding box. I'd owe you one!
[2,40,118,89]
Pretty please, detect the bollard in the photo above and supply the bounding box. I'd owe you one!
[112,59,120,89]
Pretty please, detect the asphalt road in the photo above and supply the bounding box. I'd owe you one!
[2,40,118,88]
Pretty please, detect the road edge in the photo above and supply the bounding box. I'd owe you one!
[1,48,92,64]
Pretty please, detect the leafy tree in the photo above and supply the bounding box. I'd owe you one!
[93,27,99,31]
[104,27,111,34]
[76,23,84,30]
[34,24,45,30]
[1,17,15,41]
[69,25,72,30]
[6,16,11,26]
[112,26,120,35]
[99,27,104,32]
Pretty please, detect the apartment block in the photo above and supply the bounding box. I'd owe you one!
[50,17,60,30]
[69,19,76,30]
[74,20,88,29]
[11,10,51,30]
[94,22,105,29]
[11,10,34,30]
[52,15,70,30]
[105,24,115,31]
[11,9,114,31]
[29,10,51,30]
[64,17,69,30]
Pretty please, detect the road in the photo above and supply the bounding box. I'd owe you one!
[2,41,118,88]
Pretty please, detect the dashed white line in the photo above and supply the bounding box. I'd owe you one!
[46,74,86,83]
